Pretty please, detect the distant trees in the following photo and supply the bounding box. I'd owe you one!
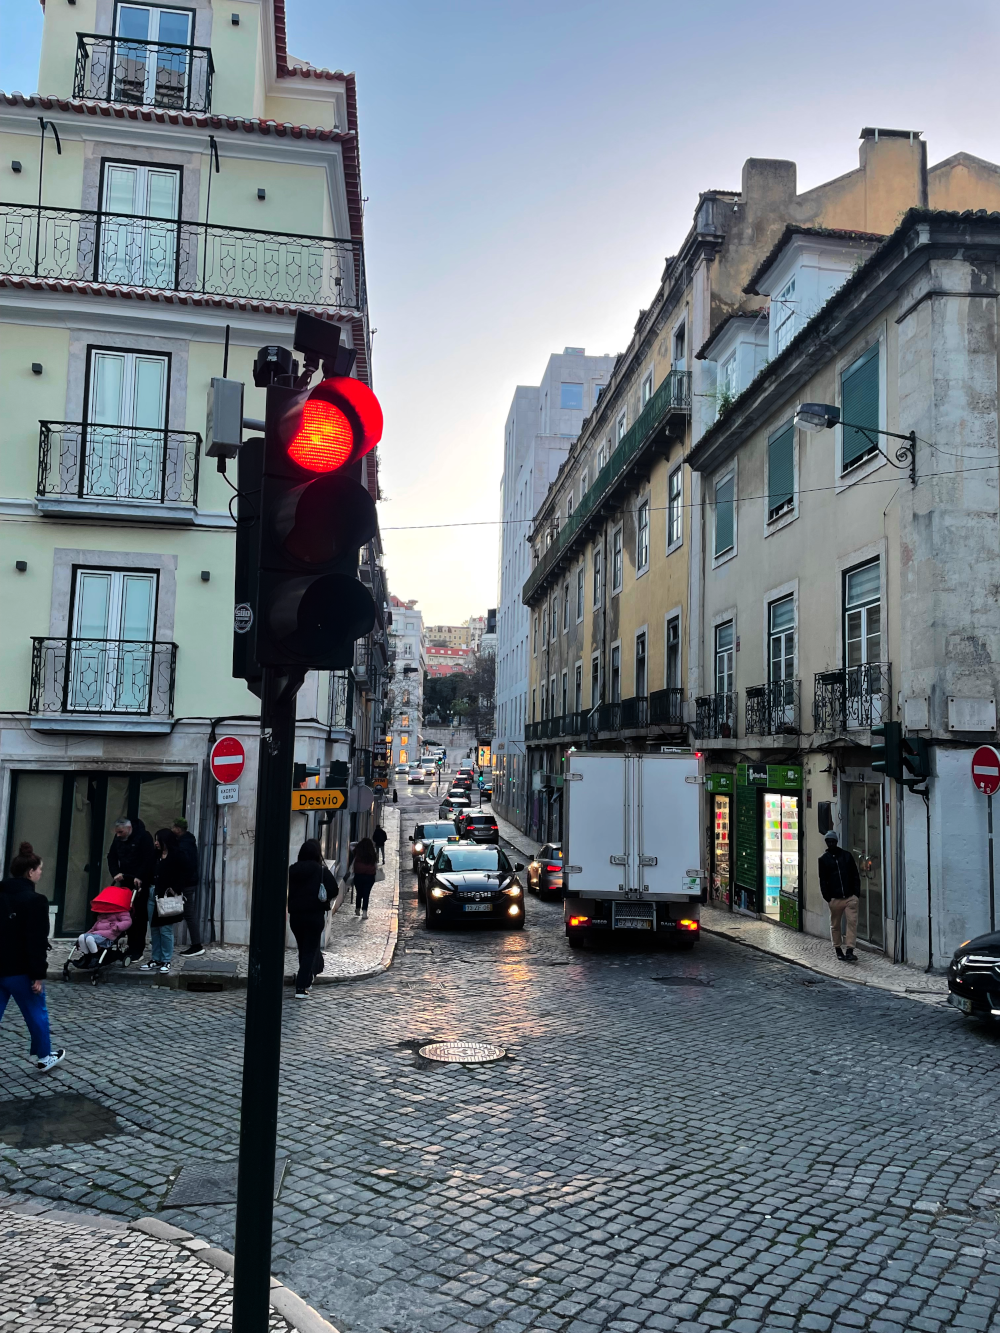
[422,650,495,739]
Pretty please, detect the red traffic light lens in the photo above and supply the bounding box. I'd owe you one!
[288,400,354,472]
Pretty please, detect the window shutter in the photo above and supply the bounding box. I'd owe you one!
[715,475,735,556]
[842,344,879,468]
[767,423,794,517]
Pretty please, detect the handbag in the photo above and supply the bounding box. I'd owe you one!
[155,892,185,922]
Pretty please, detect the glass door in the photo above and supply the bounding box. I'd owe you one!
[87,350,168,500]
[768,596,796,731]
[70,569,157,713]
[762,792,799,920]
[711,794,730,906]
[845,560,882,727]
[99,163,180,288]
[847,782,885,949]
[114,5,193,108]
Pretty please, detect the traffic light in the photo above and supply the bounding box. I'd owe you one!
[871,720,903,780]
[293,763,322,788]
[327,760,349,787]
[902,735,931,789]
[253,374,382,669]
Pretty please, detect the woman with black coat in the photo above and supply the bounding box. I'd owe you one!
[288,839,337,1000]
[0,841,65,1071]
[139,828,186,973]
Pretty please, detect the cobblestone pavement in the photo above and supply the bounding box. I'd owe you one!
[3,788,1000,1333]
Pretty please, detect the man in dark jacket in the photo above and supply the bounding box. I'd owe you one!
[107,817,157,961]
[172,818,204,957]
[372,824,388,864]
[818,830,862,963]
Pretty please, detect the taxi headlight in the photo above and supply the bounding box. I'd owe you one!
[413,842,425,853]
[502,883,522,897]
[430,886,453,899]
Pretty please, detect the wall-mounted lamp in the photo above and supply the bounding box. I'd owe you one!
[31,363,43,375]
[231,11,240,21]
[200,570,211,582]
[11,161,22,173]
[257,188,266,200]
[15,560,27,572]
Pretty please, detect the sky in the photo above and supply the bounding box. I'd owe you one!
[3,0,1000,624]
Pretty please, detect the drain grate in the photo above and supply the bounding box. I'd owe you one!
[164,1154,288,1208]
[652,976,712,987]
[418,1041,506,1064]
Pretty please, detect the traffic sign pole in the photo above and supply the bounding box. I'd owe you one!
[990,795,996,934]
[971,746,1000,937]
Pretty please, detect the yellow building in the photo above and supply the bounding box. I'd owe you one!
[522,129,1000,844]
[0,0,388,942]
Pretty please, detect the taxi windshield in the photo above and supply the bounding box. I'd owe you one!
[435,846,511,874]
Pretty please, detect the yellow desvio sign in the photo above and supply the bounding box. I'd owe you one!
[291,789,347,811]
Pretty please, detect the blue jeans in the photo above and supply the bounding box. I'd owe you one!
[0,975,52,1058]
[148,894,175,964]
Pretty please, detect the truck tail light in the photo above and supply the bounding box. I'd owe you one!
[677,918,699,931]
[568,915,590,927]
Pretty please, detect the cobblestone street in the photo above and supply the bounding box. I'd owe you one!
[3,809,1000,1333]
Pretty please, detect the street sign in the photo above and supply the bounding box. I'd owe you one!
[972,745,1000,794]
[217,783,240,805]
[211,736,246,783]
[291,788,347,812]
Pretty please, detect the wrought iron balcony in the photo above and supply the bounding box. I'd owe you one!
[620,695,649,730]
[589,702,622,736]
[38,421,200,507]
[522,369,692,605]
[813,663,892,732]
[649,687,684,727]
[695,692,737,740]
[74,32,214,113]
[745,680,801,736]
[30,638,177,718]
[0,204,362,311]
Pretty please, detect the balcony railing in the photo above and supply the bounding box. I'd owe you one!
[0,204,361,311]
[745,680,801,736]
[814,663,892,732]
[522,369,692,604]
[38,421,200,506]
[74,33,214,113]
[649,687,683,727]
[30,638,177,718]
[620,695,649,729]
[695,692,737,740]
[589,702,621,735]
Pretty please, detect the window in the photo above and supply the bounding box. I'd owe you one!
[610,645,621,702]
[563,582,569,632]
[672,322,686,371]
[532,614,538,655]
[86,349,169,500]
[70,567,157,711]
[113,5,193,108]
[567,494,573,518]
[561,670,568,716]
[550,597,557,640]
[714,622,734,697]
[773,276,797,354]
[611,526,623,593]
[593,545,602,607]
[405,621,414,632]
[550,677,557,717]
[580,469,588,501]
[560,382,583,410]
[576,566,584,621]
[842,344,880,471]
[845,561,881,667]
[99,162,180,287]
[401,714,409,727]
[532,688,536,721]
[574,662,582,712]
[635,631,647,698]
[616,412,627,443]
[541,683,547,720]
[668,467,683,548]
[594,382,605,406]
[767,422,794,519]
[714,474,735,557]
[597,444,607,470]
[666,615,680,690]
[636,500,650,573]
[769,597,795,683]
[591,654,600,707]
[720,353,738,402]
[641,371,653,406]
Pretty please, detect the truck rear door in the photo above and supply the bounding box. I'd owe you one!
[566,753,625,897]
[639,753,702,896]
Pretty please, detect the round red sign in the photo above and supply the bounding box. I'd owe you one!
[210,736,246,784]
[972,745,1000,795]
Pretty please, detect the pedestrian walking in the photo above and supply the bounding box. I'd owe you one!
[372,824,388,864]
[818,830,862,963]
[392,788,398,804]
[0,842,65,1071]
[287,839,336,999]
[350,838,379,919]
[139,829,186,974]
[171,817,204,958]
[107,817,157,961]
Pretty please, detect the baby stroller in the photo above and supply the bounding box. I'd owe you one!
[62,884,136,986]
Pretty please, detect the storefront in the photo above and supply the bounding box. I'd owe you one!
[733,762,802,928]
[706,772,733,907]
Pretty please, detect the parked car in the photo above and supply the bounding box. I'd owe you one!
[424,842,525,930]
[409,820,458,873]
[439,793,471,819]
[526,843,564,898]
[948,930,1000,1019]
[456,812,500,843]
[417,834,462,897]
[407,768,425,784]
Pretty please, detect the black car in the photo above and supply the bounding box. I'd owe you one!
[409,820,457,873]
[526,843,564,898]
[947,930,1000,1019]
[457,812,499,844]
[417,835,461,898]
[424,842,525,930]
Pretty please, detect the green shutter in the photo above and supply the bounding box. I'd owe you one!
[767,423,794,517]
[841,344,879,469]
[715,475,735,556]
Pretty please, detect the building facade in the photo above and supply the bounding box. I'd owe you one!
[0,0,389,941]
[388,597,425,767]
[426,645,472,677]
[494,348,615,830]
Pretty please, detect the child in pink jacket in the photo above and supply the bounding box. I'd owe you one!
[77,885,133,955]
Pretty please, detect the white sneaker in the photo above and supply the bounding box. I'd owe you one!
[294,990,308,1000]
[158,964,170,974]
[37,1049,65,1072]
[138,961,158,971]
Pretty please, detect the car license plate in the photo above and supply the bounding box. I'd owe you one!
[617,920,652,930]
[464,903,492,912]
[949,992,972,1013]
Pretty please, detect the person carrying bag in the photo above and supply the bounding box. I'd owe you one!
[350,837,379,920]
[288,839,336,1000]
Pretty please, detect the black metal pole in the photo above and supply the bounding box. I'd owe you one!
[989,793,996,934]
[232,665,297,1333]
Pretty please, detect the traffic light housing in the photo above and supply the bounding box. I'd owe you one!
[902,735,931,789]
[871,720,903,780]
[293,763,322,788]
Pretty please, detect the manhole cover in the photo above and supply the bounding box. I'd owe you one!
[652,976,712,987]
[418,1041,506,1064]
[164,1154,288,1208]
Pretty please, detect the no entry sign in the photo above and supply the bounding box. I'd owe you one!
[972,745,1000,795]
[211,736,246,784]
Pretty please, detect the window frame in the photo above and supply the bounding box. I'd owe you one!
[835,330,887,492]
[574,660,583,712]
[766,418,796,527]
[576,564,585,623]
[592,543,602,609]
[590,653,600,708]
[610,640,622,703]
[636,498,650,576]
[562,581,570,633]
[665,611,681,691]
[714,619,735,698]
[532,614,538,656]
[616,411,627,443]
[641,369,653,406]
[634,626,648,699]
[843,557,882,669]
[713,467,737,565]
[611,524,624,594]
[667,465,683,553]
[560,381,584,411]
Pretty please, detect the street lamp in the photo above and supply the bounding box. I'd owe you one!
[793,402,916,485]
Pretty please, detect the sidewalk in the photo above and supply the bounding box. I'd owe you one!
[490,807,540,862]
[0,1196,336,1332]
[48,806,401,989]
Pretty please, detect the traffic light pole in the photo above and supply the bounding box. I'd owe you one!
[232,665,300,1333]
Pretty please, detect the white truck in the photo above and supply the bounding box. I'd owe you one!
[562,751,704,947]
